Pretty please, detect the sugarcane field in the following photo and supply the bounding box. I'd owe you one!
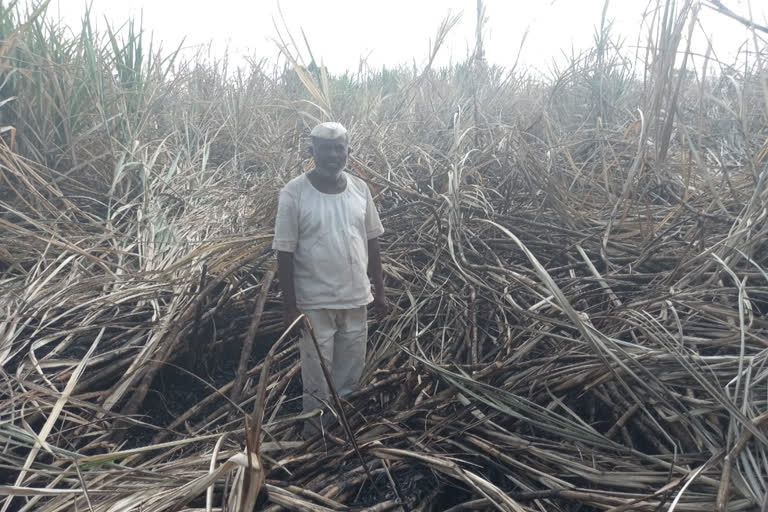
[1,0,768,510]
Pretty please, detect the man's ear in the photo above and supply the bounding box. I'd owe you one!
[308,145,314,157]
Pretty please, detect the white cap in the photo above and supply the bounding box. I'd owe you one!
[310,122,347,140]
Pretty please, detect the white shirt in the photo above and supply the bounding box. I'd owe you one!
[272,172,385,310]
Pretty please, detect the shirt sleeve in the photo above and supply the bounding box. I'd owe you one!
[364,184,385,240]
[272,187,299,252]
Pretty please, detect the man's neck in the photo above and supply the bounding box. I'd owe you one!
[308,169,346,194]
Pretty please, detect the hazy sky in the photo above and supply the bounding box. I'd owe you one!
[47,0,768,74]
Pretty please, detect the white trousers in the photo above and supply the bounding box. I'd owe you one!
[300,307,367,436]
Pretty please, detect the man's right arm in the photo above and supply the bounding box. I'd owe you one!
[277,251,301,331]
[273,186,301,332]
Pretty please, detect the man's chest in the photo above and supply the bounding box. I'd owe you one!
[297,192,367,238]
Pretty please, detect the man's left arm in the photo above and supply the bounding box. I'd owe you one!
[364,184,390,319]
[368,237,386,305]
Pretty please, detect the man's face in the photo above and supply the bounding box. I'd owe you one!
[311,136,348,177]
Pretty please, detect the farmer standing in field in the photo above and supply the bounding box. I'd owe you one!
[272,122,390,438]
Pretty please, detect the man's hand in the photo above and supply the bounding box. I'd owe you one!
[372,294,392,321]
[283,306,302,334]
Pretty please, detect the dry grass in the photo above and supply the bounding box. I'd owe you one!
[1,1,768,511]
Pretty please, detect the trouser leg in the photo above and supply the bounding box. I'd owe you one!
[332,306,367,398]
[300,309,335,437]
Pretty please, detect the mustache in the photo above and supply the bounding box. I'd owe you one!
[316,165,344,175]
[318,160,345,169]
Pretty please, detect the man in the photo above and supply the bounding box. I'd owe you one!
[272,121,390,438]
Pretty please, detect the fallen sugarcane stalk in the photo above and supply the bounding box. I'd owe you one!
[231,264,276,406]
